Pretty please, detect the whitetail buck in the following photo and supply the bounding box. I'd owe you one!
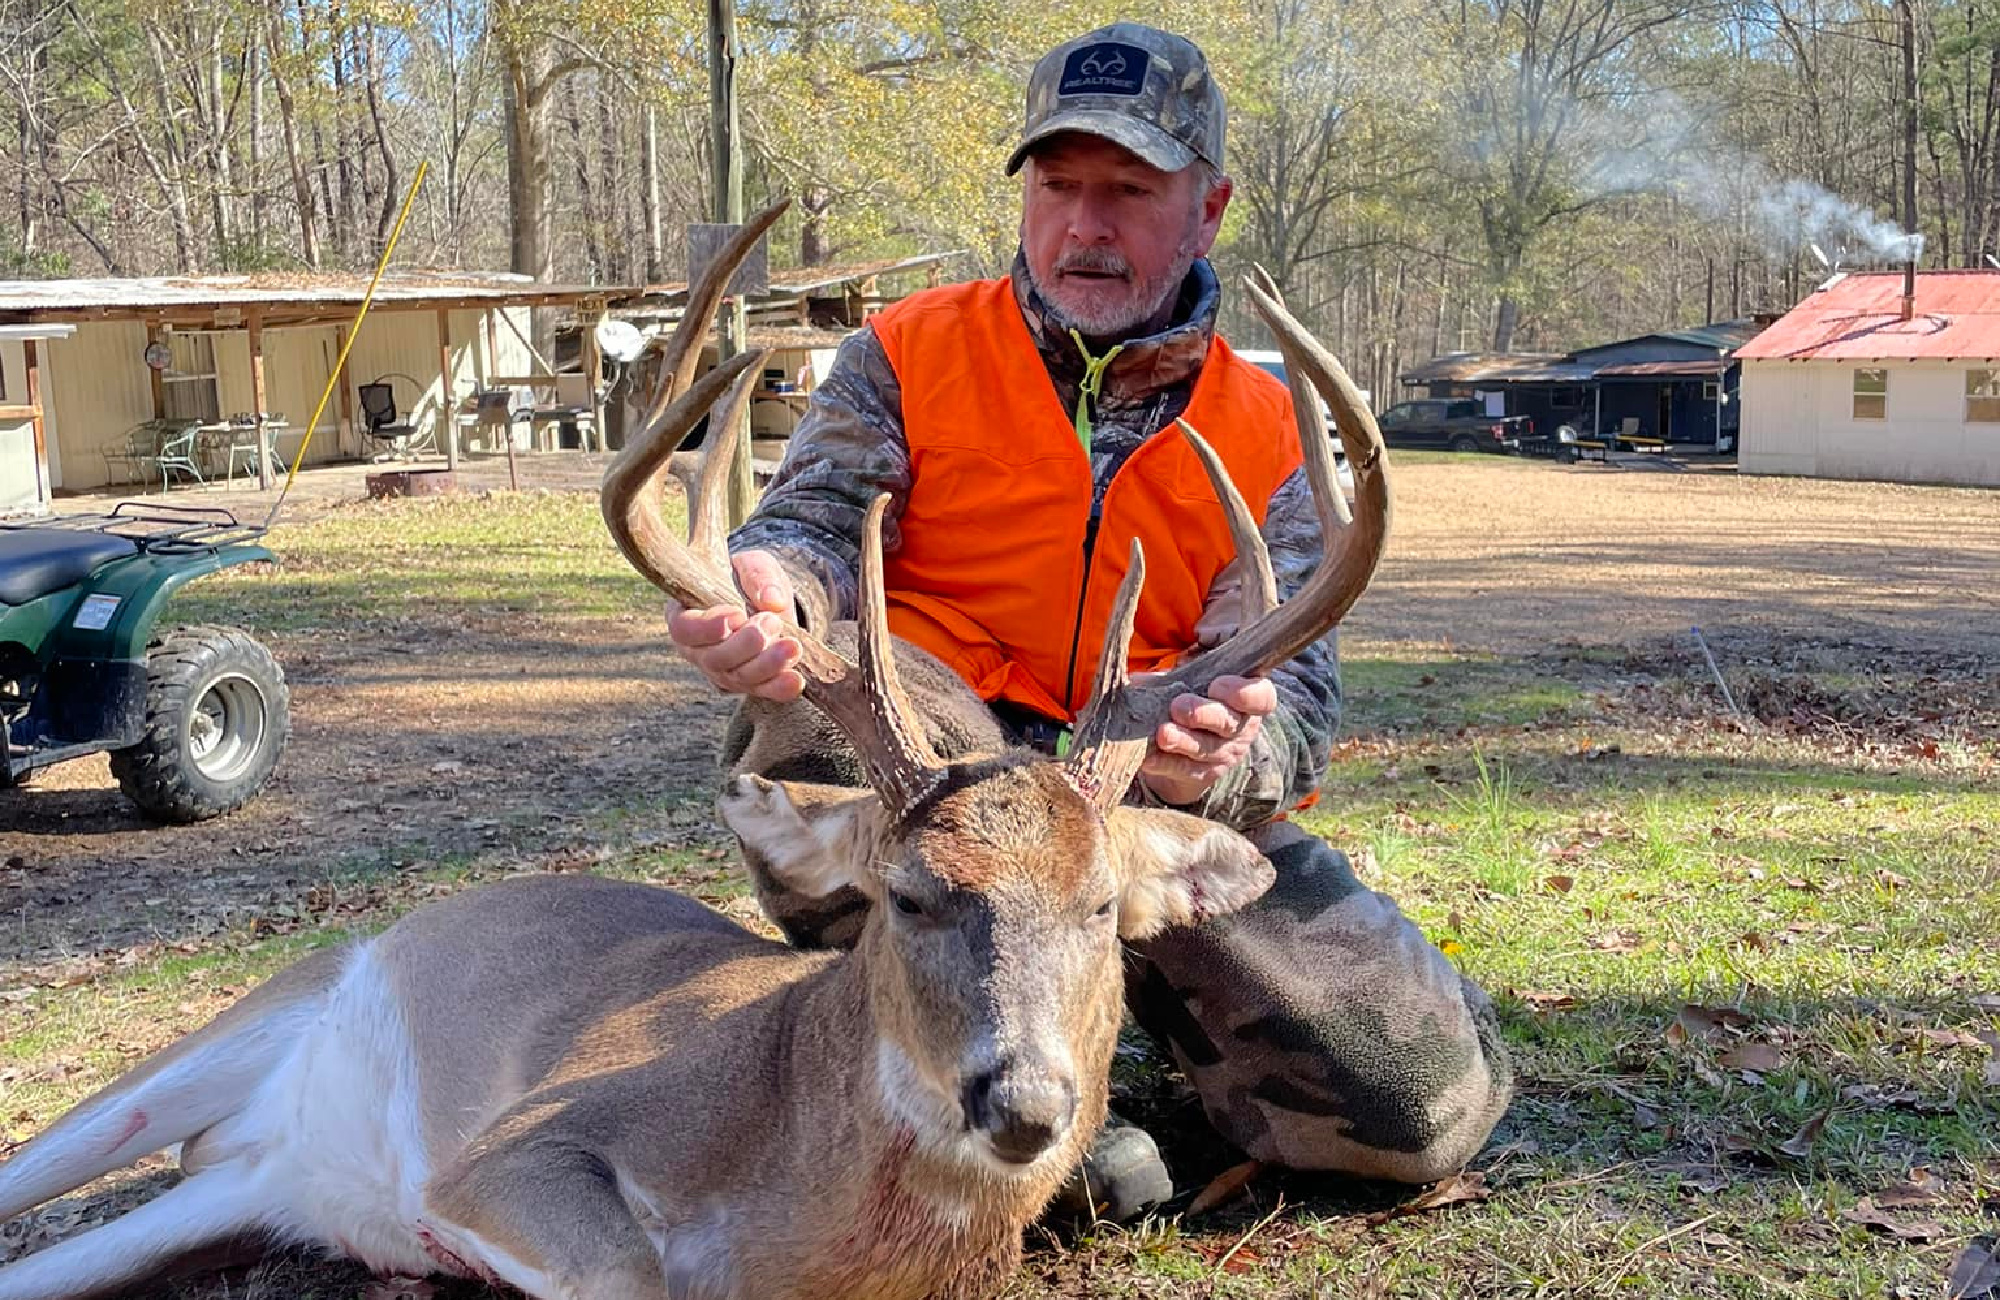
[0,201,1388,1300]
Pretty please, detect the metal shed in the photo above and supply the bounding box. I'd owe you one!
[0,271,624,513]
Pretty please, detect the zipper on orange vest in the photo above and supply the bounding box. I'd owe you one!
[1059,506,1103,716]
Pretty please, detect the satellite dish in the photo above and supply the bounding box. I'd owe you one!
[593,318,645,364]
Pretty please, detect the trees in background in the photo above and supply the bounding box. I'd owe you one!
[3,0,1995,374]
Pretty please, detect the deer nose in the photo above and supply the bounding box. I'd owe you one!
[963,1063,1076,1164]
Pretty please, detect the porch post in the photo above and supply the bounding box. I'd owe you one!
[437,306,458,472]
[485,308,519,491]
[146,321,167,419]
[581,298,605,453]
[333,324,355,456]
[248,311,274,488]
[24,338,48,507]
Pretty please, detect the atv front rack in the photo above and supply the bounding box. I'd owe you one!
[0,501,269,555]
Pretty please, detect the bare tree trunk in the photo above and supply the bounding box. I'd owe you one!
[247,35,264,247]
[641,104,663,280]
[561,74,602,278]
[502,39,555,282]
[266,3,320,267]
[329,8,357,259]
[362,17,398,252]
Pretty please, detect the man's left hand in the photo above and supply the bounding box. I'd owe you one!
[1138,675,1276,806]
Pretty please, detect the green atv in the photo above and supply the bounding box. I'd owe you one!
[1,503,289,823]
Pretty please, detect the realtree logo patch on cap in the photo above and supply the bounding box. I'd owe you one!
[1058,42,1146,97]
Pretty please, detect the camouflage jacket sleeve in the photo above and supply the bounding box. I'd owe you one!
[728,326,908,635]
[1139,465,1342,831]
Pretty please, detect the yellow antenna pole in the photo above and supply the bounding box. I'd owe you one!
[264,158,430,529]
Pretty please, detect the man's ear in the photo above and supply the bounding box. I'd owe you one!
[1103,807,1274,941]
[717,775,886,899]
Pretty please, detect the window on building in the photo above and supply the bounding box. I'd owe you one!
[1852,368,1888,420]
[162,333,221,424]
[1702,381,1720,401]
[1966,369,2000,423]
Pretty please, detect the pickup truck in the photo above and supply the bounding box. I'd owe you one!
[1373,399,1532,453]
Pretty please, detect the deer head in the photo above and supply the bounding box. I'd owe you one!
[602,205,1389,1173]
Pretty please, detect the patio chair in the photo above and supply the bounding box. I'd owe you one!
[359,378,433,461]
[103,424,162,486]
[144,423,205,492]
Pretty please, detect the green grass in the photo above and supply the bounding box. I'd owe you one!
[6,489,1998,1298]
[169,489,670,632]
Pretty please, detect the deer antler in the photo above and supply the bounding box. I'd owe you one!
[1062,271,1391,813]
[601,199,943,816]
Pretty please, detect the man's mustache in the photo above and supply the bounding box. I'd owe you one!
[1055,249,1132,279]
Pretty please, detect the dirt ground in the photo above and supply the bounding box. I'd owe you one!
[4,453,1998,982]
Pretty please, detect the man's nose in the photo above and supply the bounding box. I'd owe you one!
[1066,194,1117,244]
[963,1060,1077,1164]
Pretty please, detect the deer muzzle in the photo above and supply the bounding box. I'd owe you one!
[962,1057,1078,1165]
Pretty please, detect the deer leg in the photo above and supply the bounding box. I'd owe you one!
[1122,821,1513,1184]
[420,1141,715,1300]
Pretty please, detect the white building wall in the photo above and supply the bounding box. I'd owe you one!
[40,321,154,492]
[0,341,39,513]
[38,305,534,495]
[1739,358,2000,487]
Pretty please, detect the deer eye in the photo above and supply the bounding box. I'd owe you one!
[889,891,925,918]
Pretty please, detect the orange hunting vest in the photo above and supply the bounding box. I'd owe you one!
[870,278,1303,722]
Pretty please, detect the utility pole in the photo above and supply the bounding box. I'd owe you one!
[708,0,755,525]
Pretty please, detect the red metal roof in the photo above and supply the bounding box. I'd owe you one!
[1734,270,2000,361]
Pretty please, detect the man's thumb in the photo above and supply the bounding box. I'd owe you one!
[733,551,793,615]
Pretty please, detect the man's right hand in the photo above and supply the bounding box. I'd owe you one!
[665,550,806,701]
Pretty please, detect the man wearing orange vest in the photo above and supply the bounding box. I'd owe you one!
[669,23,1512,1217]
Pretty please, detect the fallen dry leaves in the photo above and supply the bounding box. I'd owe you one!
[1186,1160,1262,1218]
[1365,1170,1491,1226]
[1840,1196,1946,1242]
[1776,1109,1830,1158]
[1717,1042,1785,1074]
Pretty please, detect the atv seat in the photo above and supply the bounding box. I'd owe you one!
[0,529,140,606]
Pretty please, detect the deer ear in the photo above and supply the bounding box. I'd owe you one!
[717,775,887,899]
[1103,808,1275,941]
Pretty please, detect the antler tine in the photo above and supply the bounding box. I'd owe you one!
[1177,419,1278,630]
[1063,540,1149,813]
[640,198,791,431]
[1252,264,1353,529]
[602,349,766,612]
[837,493,945,811]
[689,360,763,560]
[1060,284,1390,800]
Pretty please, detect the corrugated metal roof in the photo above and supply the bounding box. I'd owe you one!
[1653,321,1763,351]
[1734,270,2000,360]
[1398,352,1594,384]
[635,251,965,302]
[0,270,619,319]
[1595,358,1729,378]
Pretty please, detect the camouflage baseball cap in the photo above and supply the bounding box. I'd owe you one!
[1005,23,1225,177]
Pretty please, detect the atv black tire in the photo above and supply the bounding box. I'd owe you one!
[110,625,289,824]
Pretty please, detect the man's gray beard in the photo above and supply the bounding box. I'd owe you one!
[1034,247,1199,340]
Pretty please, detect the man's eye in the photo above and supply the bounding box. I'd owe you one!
[890,891,925,917]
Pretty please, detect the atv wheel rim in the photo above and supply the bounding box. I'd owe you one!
[188,673,266,784]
